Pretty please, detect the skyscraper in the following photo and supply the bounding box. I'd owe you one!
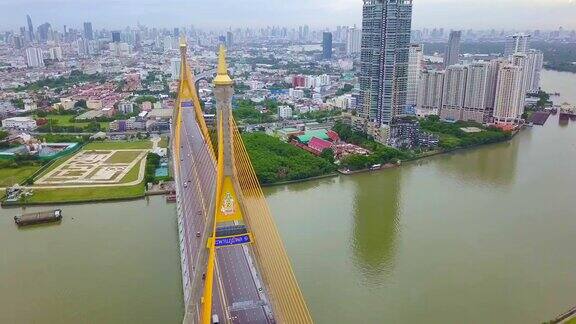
[111,31,121,43]
[462,62,489,123]
[322,32,332,60]
[226,31,234,48]
[345,27,361,55]
[493,64,524,124]
[504,33,530,56]
[444,30,461,67]
[524,49,544,94]
[25,47,44,67]
[407,44,423,107]
[416,70,444,117]
[37,22,51,43]
[440,64,467,121]
[359,0,413,126]
[484,58,506,121]
[26,15,34,42]
[83,22,94,40]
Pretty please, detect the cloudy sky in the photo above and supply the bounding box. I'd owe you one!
[0,0,575,31]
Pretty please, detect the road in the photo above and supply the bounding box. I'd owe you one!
[175,103,275,323]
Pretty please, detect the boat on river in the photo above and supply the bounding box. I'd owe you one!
[14,209,62,226]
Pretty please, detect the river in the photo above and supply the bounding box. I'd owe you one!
[0,197,184,323]
[0,70,574,323]
[265,69,576,323]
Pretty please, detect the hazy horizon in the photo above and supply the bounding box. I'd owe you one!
[0,0,575,31]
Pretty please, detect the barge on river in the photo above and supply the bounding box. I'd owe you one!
[14,209,62,226]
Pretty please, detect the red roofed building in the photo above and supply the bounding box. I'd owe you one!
[327,130,340,142]
[308,137,333,155]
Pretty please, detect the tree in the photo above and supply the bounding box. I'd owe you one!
[320,148,335,164]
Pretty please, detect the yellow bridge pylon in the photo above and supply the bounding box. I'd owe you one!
[198,45,313,324]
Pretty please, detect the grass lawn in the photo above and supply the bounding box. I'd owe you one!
[84,140,152,150]
[40,114,109,130]
[26,183,146,204]
[119,157,145,183]
[0,165,41,187]
[158,136,169,148]
[105,150,143,163]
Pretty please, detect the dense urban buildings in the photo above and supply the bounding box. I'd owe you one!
[359,0,413,126]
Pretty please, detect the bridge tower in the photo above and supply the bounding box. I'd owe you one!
[201,45,313,324]
[173,38,214,162]
[201,45,254,323]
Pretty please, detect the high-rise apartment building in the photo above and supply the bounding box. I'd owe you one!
[493,64,524,124]
[510,53,528,112]
[48,47,63,61]
[524,49,544,94]
[83,22,94,40]
[504,33,530,56]
[171,58,181,81]
[416,70,444,117]
[462,62,489,123]
[346,27,361,55]
[322,32,333,60]
[444,30,461,67]
[407,43,423,106]
[25,47,44,67]
[359,0,413,126]
[484,59,506,121]
[440,64,467,121]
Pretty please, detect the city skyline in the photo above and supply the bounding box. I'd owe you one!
[1,0,576,31]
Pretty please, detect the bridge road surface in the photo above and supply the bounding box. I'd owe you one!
[178,105,225,322]
[179,105,273,323]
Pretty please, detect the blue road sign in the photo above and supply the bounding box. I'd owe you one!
[215,234,251,247]
[181,101,193,108]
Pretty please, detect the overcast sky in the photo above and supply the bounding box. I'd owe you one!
[0,0,575,31]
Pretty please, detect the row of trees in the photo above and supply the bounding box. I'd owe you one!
[242,132,336,184]
[36,120,104,133]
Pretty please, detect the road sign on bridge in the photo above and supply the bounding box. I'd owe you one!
[214,234,252,247]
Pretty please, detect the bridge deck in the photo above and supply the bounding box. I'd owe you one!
[176,106,273,323]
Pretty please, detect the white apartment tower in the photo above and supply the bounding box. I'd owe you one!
[440,64,467,121]
[346,27,361,55]
[504,33,531,56]
[407,44,423,107]
[493,64,524,124]
[524,49,544,94]
[484,59,507,122]
[25,47,44,67]
[462,62,489,123]
[510,53,529,112]
[48,47,63,61]
[416,70,444,117]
